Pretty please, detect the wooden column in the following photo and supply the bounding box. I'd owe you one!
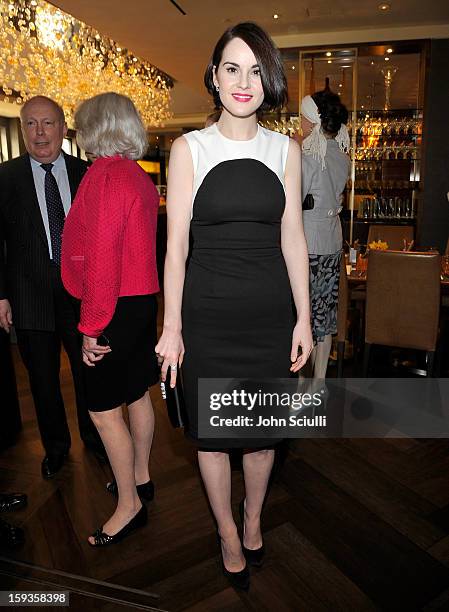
[419,39,449,251]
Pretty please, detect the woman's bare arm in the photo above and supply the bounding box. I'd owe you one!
[281,138,313,371]
[155,136,193,386]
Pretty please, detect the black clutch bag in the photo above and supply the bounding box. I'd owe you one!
[302,194,314,210]
[160,368,187,429]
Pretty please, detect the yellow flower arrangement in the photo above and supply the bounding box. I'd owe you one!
[368,240,389,251]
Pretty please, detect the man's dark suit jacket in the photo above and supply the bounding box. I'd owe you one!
[0,152,88,331]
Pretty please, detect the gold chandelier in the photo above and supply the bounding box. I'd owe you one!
[0,0,173,127]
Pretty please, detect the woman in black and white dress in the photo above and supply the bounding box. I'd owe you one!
[156,22,312,589]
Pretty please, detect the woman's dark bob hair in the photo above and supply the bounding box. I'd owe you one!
[204,22,288,113]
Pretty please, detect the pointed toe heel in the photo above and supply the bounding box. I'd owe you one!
[221,561,250,591]
[137,480,155,502]
[216,532,250,591]
[242,543,265,567]
[239,499,265,567]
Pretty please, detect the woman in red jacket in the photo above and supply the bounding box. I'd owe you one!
[62,92,159,546]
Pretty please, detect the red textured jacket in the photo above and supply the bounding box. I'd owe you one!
[61,155,159,337]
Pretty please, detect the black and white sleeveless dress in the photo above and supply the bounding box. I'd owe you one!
[182,122,295,449]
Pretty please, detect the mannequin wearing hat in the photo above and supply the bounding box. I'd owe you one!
[300,90,350,378]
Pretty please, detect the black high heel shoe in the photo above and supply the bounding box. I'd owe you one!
[217,533,250,591]
[239,499,265,567]
[88,504,147,547]
[106,479,154,502]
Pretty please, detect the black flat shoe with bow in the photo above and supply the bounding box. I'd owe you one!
[106,479,154,502]
[0,493,27,513]
[88,504,147,547]
[239,499,265,567]
[0,518,25,548]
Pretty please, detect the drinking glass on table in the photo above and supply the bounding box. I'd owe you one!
[345,252,352,276]
[403,238,414,252]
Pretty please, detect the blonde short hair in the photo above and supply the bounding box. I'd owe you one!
[75,92,148,160]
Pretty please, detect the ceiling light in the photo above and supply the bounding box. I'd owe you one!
[326,52,332,57]
[291,65,296,70]
[339,83,342,87]
[378,3,390,10]
[327,60,332,64]
[273,13,279,19]
[342,65,351,68]
[361,105,364,109]
[386,47,393,53]
[370,61,375,65]
[0,0,172,127]
[385,56,390,61]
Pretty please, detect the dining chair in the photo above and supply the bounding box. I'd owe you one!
[362,250,441,376]
[367,224,414,251]
[352,224,415,306]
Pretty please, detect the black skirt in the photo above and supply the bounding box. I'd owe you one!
[83,294,158,412]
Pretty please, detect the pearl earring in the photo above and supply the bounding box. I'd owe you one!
[215,84,219,91]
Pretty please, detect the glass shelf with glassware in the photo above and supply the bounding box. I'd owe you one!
[350,109,422,136]
[350,110,422,159]
[350,109,422,224]
[356,195,416,220]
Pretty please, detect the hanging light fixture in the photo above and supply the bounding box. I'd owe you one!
[0,0,173,127]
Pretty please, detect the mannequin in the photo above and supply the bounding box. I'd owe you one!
[300,90,350,378]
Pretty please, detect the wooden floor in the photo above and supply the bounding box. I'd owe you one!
[2,344,449,610]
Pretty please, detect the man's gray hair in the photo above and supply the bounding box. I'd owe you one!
[20,96,65,123]
[75,92,148,160]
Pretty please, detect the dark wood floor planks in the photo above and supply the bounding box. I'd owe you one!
[2,335,449,610]
[277,457,449,611]
[290,438,445,548]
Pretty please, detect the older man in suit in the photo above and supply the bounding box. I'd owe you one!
[0,96,104,477]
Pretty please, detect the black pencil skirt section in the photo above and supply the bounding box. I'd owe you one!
[84,294,159,412]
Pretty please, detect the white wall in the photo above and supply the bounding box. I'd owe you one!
[273,24,449,49]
